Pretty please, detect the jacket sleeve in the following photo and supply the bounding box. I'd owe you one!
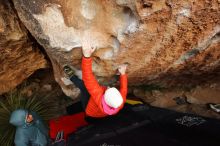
[15,141,29,146]
[14,130,29,146]
[119,74,128,102]
[82,57,104,103]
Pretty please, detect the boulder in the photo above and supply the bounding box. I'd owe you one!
[0,0,47,94]
[11,0,220,97]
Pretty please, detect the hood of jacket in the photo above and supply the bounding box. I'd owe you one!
[9,109,28,127]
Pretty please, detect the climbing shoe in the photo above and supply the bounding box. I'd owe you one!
[63,65,75,78]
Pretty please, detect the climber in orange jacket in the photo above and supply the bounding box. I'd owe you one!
[65,46,128,119]
[82,47,128,118]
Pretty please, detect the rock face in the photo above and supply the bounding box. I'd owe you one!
[0,0,47,94]
[133,82,220,108]
[11,0,220,97]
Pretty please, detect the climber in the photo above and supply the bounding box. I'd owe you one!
[9,109,49,146]
[64,46,128,119]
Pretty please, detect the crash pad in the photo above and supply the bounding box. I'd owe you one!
[67,103,220,146]
[49,112,88,140]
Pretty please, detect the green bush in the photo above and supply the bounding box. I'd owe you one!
[0,89,58,146]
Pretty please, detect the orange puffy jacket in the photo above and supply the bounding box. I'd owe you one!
[82,57,128,117]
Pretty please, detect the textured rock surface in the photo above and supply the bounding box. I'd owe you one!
[12,0,220,97]
[185,83,220,104]
[0,0,47,94]
[133,82,220,107]
[133,83,220,119]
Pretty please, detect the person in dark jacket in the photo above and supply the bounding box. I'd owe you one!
[9,109,49,146]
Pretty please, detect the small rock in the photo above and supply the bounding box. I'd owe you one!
[42,84,52,91]
[26,90,33,97]
[152,90,163,97]
[173,96,188,105]
[210,83,217,88]
[150,96,177,108]
[133,88,146,98]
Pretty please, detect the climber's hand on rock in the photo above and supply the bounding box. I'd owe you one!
[82,34,97,57]
[118,64,127,75]
[82,47,96,58]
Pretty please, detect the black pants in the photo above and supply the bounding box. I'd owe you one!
[70,75,90,110]
[69,76,106,123]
